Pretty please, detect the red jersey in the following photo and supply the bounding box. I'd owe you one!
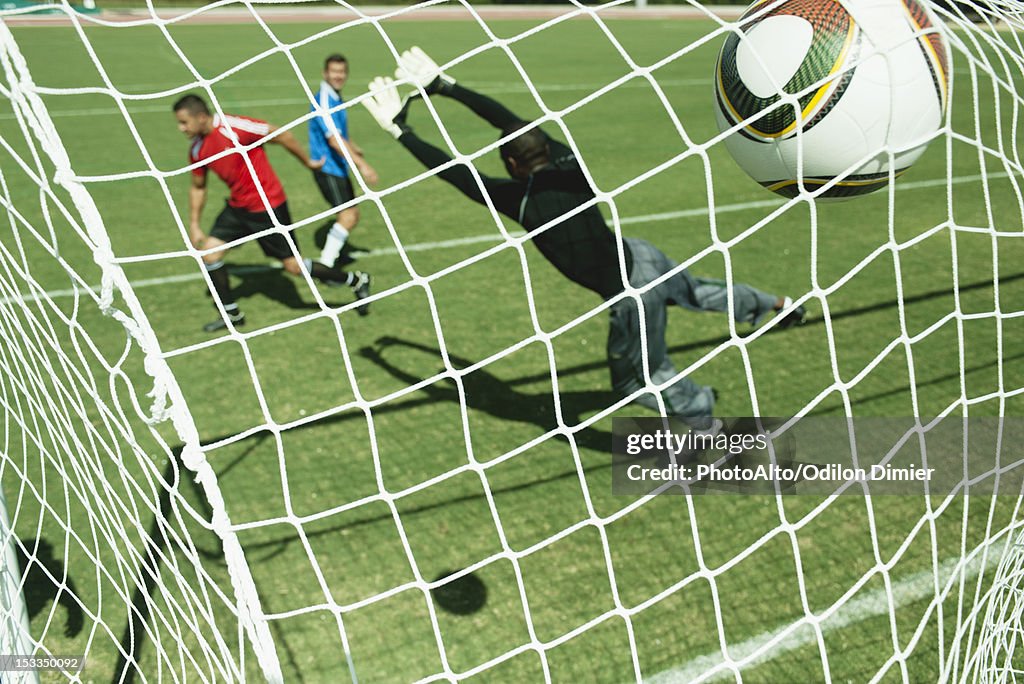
[189,113,287,213]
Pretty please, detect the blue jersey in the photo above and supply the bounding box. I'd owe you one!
[309,81,349,178]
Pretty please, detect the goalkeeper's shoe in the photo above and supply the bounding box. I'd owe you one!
[203,310,245,333]
[776,297,807,329]
[351,272,371,316]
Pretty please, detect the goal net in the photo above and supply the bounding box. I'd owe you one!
[0,0,1022,681]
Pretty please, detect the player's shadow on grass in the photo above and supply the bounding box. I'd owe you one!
[14,538,84,640]
[358,336,616,455]
[225,263,346,311]
[111,451,216,684]
[112,437,323,683]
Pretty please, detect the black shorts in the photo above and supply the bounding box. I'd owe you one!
[210,202,298,261]
[313,170,355,208]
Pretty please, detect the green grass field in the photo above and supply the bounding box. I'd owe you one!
[2,8,1024,683]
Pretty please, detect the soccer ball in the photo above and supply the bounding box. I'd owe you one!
[713,0,949,199]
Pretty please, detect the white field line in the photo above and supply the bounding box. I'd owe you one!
[643,550,1001,684]
[7,67,981,122]
[95,66,977,97]
[0,78,709,121]
[0,170,1010,307]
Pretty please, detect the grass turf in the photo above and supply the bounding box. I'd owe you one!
[1,11,1024,683]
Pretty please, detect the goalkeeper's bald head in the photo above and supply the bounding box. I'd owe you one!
[500,122,549,180]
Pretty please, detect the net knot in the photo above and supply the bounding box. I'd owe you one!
[180,444,208,472]
[144,355,171,424]
[52,168,75,187]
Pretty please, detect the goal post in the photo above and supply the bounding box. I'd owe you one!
[0,0,1022,682]
[0,489,39,684]
[0,17,283,683]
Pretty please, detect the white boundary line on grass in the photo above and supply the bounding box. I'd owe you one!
[643,549,1001,683]
[8,68,975,120]
[0,78,710,120]
[0,170,1009,307]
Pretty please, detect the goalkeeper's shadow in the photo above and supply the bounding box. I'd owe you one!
[191,336,622,563]
[356,335,618,456]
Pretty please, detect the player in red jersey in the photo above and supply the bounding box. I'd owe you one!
[173,94,371,332]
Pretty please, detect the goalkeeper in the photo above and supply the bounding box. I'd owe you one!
[363,49,805,419]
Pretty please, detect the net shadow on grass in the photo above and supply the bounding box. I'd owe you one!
[114,271,1020,674]
[182,262,1023,557]
[508,271,1024,386]
[214,455,608,562]
[813,348,1024,414]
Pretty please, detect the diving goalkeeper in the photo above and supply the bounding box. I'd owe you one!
[363,49,805,419]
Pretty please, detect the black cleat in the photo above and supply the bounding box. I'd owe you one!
[352,272,371,316]
[776,298,807,330]
[202,311,245,333]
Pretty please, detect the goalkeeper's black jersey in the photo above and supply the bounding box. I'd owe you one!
[397,87,632,300]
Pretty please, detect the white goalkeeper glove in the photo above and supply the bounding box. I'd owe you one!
[395,46,456,96]
[362,76,410,139]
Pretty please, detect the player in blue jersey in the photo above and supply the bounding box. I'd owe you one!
[310,53,379,267]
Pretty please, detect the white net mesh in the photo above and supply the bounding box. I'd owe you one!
[0,0,1023,682]
[969,528,1024,681]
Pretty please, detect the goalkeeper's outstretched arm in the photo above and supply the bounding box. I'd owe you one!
[396,47,573,161]
[363,76,523,218]
[399,131,490,204]
[397,130,522,218]
[446,82,575,162]
[441,83,522,131]
[395,47,521,130]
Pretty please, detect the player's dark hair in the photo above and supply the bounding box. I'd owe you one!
[324,53,348,69]
[172,94,210,116]
[499,121,549,172]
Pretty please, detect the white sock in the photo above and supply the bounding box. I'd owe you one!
[319,223,350,265]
